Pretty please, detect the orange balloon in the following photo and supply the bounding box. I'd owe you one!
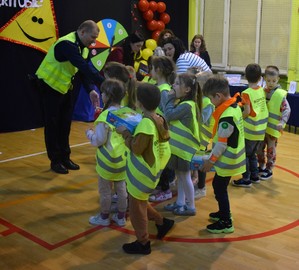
[149,1,157,11]
[157,2,166,13]
[147,20,158,31]
[138,0,149,12]
[152,30,161,41]
[143,9,154,21]
[160,12,170,24]
[156,20,165,31]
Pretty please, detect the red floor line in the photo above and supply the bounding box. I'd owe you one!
[1,166,298,249]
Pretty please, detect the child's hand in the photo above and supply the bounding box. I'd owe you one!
[201,159,214,172]
[277,123,283,131]
[85,128,94,139]
[116,126,127,134]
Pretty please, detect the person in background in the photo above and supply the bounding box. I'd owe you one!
[148,55,177,203]
[117,83,174,255]
[232,63,268,188]
[163,73,202,216]
[256,66,291,180]
[154,29,175,56]
[86,79,127,227]
[201,75,246,233]
[36,20,104,174]
[190,34,212,68]
[162,36,212,74]
[107,32,145,81]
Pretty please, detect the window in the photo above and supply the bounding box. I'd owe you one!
[201,0,292,74]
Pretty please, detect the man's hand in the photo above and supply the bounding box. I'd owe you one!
[89,90,100,108]
[116,126,127,134]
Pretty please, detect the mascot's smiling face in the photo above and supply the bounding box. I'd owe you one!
[0,0,59,53]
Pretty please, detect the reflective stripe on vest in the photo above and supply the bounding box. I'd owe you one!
[169,101,200,161]
[95,110,126,180]
[243,87,268,140]
[266,89,286,138]
[126,117,170,200]
[213,106,246,177]
[36,32,89,94]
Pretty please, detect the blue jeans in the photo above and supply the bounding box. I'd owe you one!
[242,139,262,180]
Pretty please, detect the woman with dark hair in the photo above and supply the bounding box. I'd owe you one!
[106,31,145,70]
[162,36,212,74]
[190,34,211,68]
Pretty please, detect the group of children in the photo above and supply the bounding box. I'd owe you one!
[85,58,290,255]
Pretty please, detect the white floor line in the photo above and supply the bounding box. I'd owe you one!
[0,142,89,163]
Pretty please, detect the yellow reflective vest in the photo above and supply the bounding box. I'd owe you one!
[169,100,201,162]
[156,83,171,115]
[94,110,126,180]
[199,96,215,150]
[213,105,246,177]
[266,88,287,138]
[36,32,89,94]
[242,87,268,140]
[126,117,171,200]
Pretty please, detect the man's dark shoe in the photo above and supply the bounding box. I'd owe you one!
[156,218,174,239]
[51,163,68,174]
[62,159,80,170]
[122,240,151,255]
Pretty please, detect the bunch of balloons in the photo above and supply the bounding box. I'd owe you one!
[134,38,157,74]
[137,0,171,40]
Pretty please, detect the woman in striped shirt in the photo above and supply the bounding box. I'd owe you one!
[162,36,212,74]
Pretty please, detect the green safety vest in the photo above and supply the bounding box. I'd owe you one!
[169,100,201,162]
[213,106,246,177]
[266,88,287,138]
[156,83,171,115]
[242,87,268,140]
[94,110,126,180]
[199,96,215,150]
[126,117,171,200]
[36,32,89,94]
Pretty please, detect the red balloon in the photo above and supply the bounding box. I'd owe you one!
[152,30,161,41]
[157,2,166,13]
[147,20,158,31]
[156,20,165,31]
[138,0,149,12]
[149,1,157,11]
[143,10,154,21]
[160,12,170,24]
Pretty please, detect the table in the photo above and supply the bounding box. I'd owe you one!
[286,93,299,133]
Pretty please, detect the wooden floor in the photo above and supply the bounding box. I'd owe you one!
[1,121,299,270]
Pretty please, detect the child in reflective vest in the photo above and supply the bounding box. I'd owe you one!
[86,79,128,227]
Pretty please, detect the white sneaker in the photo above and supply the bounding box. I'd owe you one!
[149,190,172,202]
[111,213,126,227]
[194,187,206,200]
[89,214,110,226]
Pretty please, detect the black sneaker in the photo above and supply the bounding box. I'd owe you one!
[232,179,252,188]
[206,219,234,234]
[122,240,151,255]
[260,169,272,180]
[209,211,233,222]
[156,218,174,239]
[50,162,68,174]
[250,176,261,184]
[62,159,80,170]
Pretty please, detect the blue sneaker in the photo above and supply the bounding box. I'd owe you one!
[173,205,196,216]
[164,202,182,211]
